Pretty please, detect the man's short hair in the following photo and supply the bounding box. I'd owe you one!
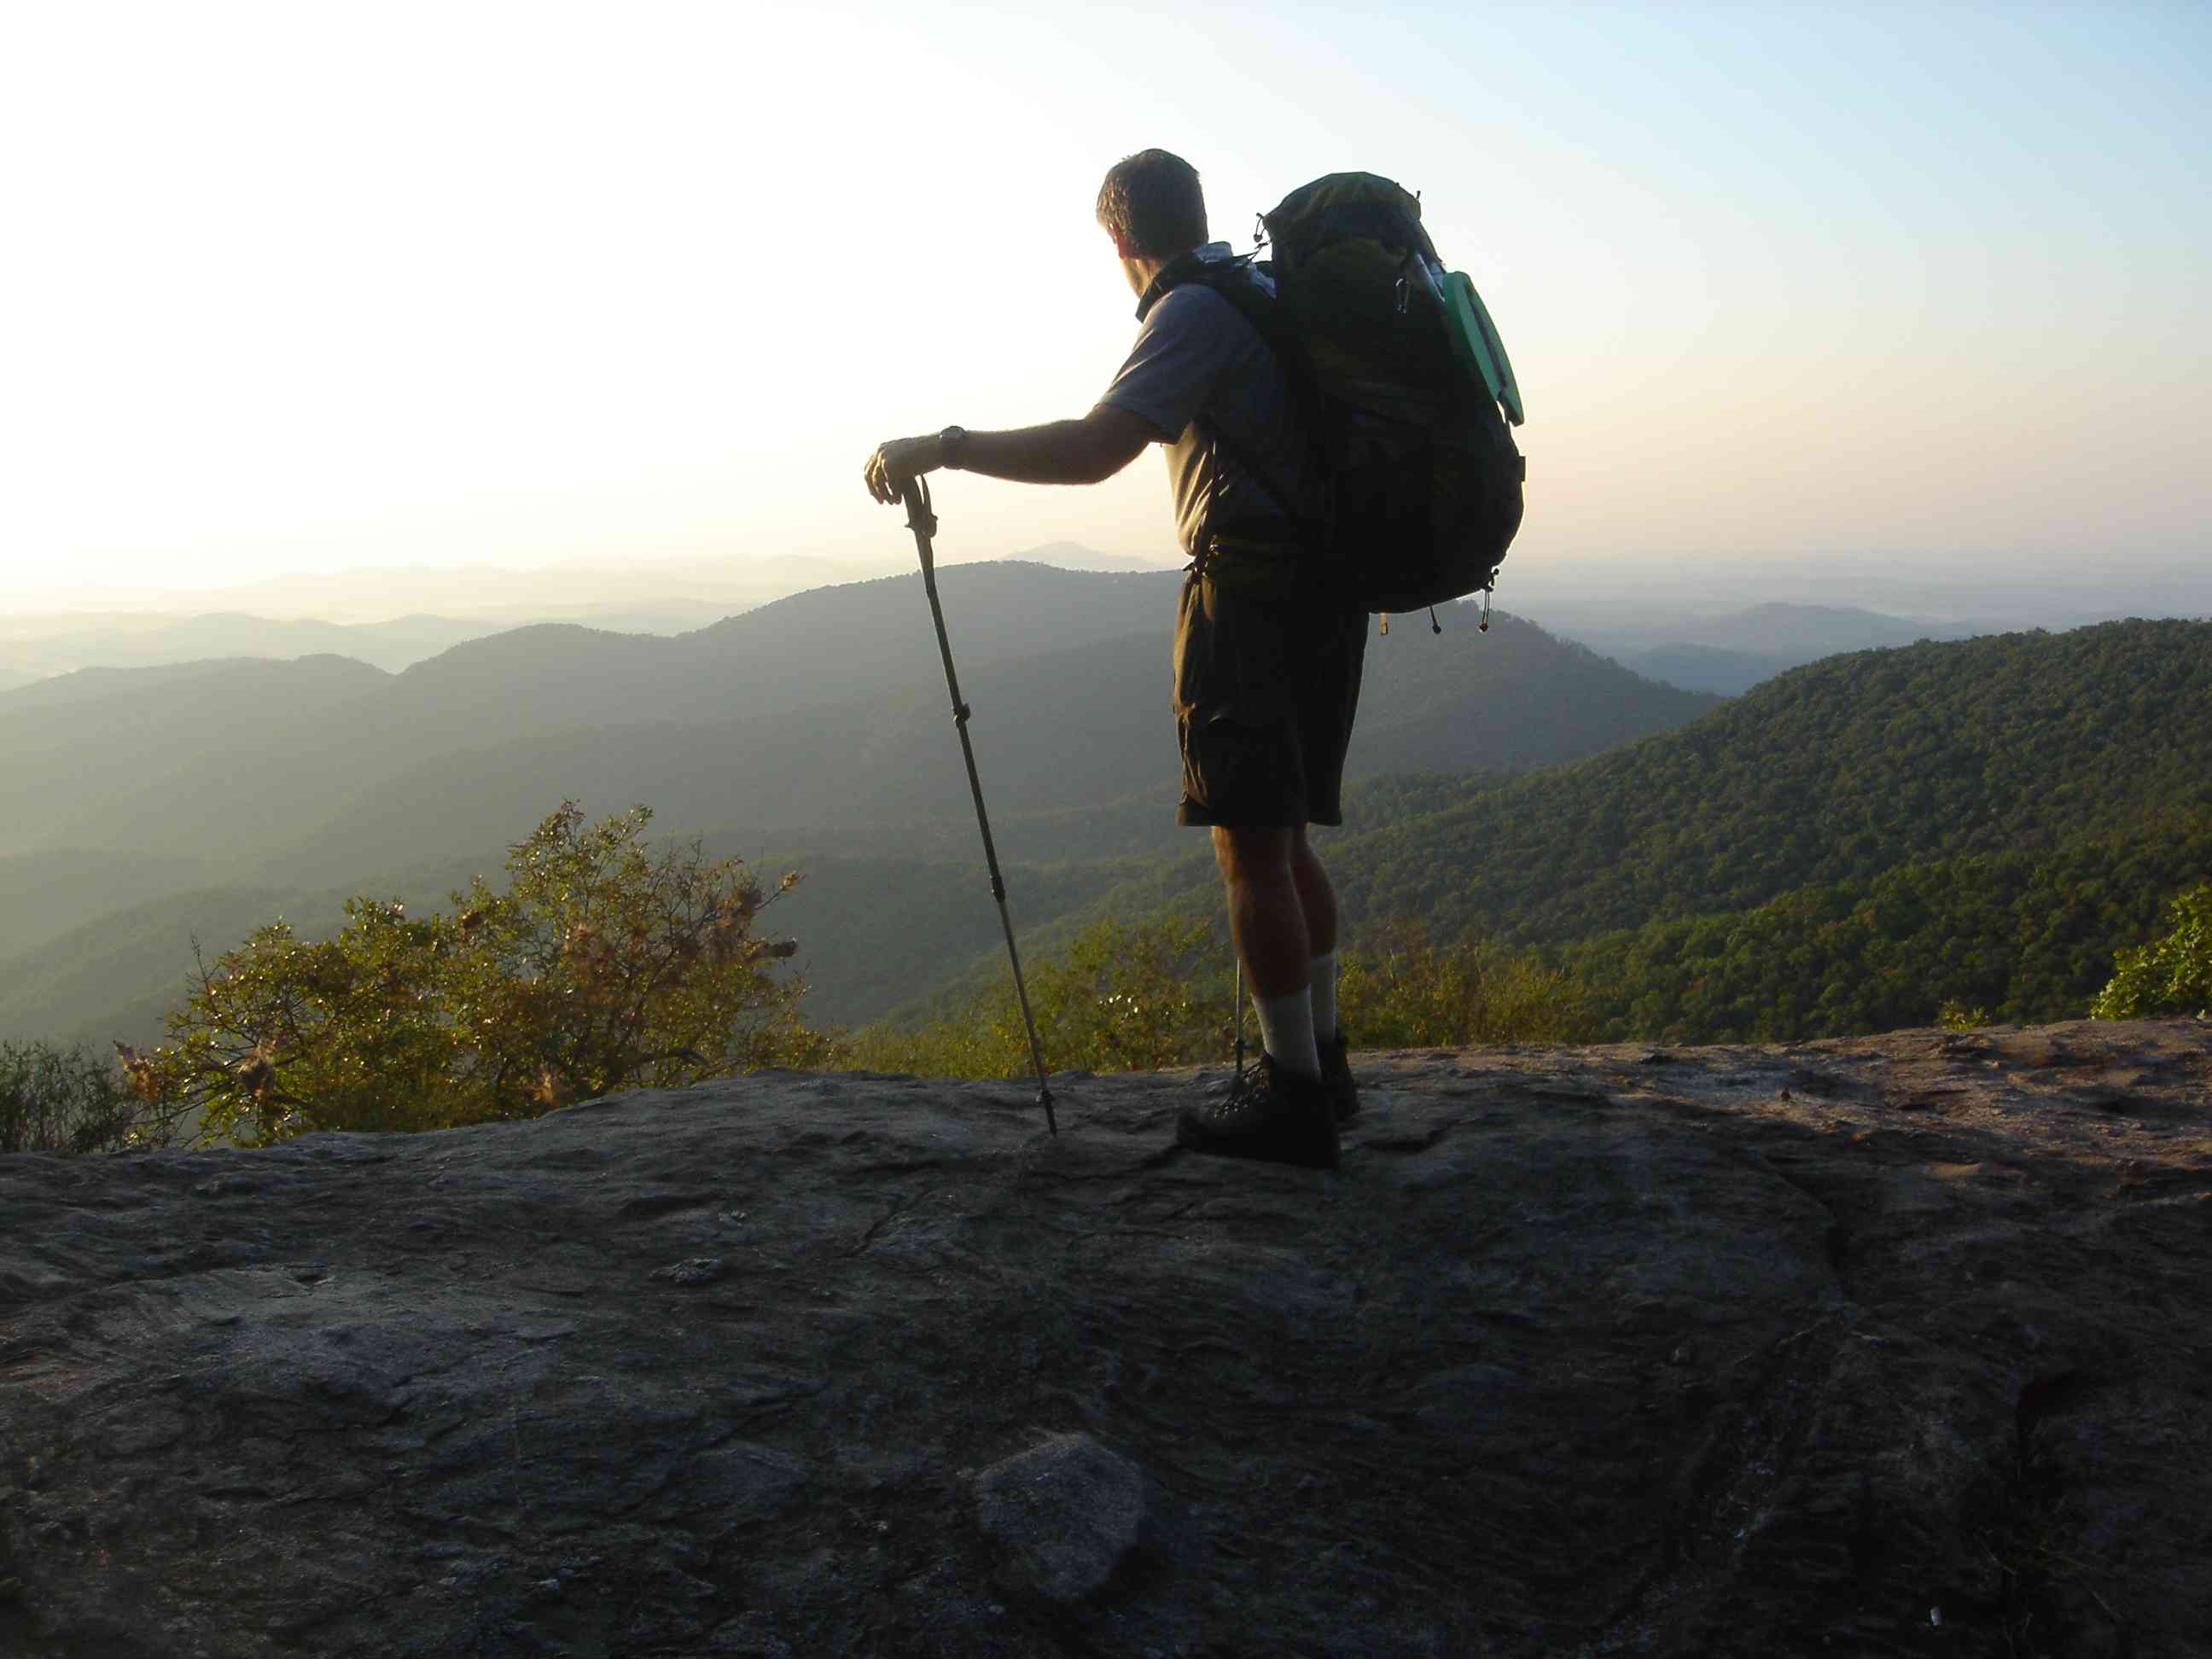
[1096,150,1208,259]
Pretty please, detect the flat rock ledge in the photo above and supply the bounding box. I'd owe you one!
[3,1019,2209,1658]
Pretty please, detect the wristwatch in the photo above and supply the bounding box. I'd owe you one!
[938,425,969,470]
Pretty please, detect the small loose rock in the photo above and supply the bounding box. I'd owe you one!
[651,1256,728,1286]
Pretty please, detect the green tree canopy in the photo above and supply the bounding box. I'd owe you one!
[850,912,1232,1080]
[1339,923,1581,1049]
[2093,880,2212,1019]
[848,911,1582,1079]
[2,1038,180,1155]
[123,803,830,1144]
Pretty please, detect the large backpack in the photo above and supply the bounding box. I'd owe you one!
[1161,172,1526,617]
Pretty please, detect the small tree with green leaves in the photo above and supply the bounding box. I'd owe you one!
[850,911,1586,1078]
[2,1039,183,1155]
[1339,922,1584,1048]
[851,911,1232,1078]
[1936,999,1994,1031]
[123,803,831,1144]
[2092,880,2212,1019]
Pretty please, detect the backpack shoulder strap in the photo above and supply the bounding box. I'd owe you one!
[1135,251,1289,327]
[1131,254,1326,559]
[1133,248,1225,321]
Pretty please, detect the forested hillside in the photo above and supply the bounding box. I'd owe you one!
[1331,620,2212,945]
[0,655,396,857]
[892,620,2212,1043]
[0,885,331,1050]
[0,850,217,960]
[0,657,279,713]
[1558,812,2212,1040]
[11,603,2203,1057]
[0,848,496,1049]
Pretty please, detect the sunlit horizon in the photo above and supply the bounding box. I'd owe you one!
[4,1,2205,611]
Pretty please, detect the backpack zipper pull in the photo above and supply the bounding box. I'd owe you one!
[1429,606,1442,634]
[1378,613,1390,637]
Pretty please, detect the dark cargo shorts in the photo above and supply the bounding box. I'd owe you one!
[1171,571,1369,829]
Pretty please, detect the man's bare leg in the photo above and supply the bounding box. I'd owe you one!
[1214,825,1320,1075]
[1288,827,1342,1044]
[1176,824,1339,1165]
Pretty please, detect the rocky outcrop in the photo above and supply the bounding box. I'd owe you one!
[3,1020,2209,1657]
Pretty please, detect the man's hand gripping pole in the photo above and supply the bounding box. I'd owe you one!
[902,477,1058,1136]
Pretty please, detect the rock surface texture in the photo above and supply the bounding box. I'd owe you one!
[3,1020,2209,1657]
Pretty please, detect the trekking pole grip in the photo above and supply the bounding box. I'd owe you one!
[902,475,937,547]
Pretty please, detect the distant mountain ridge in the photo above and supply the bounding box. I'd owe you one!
[1576,600,1991,697]
[0,658,272,714]
[1611,643,1804,697]
[1643,600,1975,655]
[1004,541,1179,573]
[255,606,1713,889]
[10,616,2209,1053]
[2,564,1709,874]
[0,566,1715,1042]
[0,612,498,679]
[0,564,1179,863]
[0,541,1169,679]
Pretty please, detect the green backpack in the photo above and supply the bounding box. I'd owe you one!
[1167,172,1526,618]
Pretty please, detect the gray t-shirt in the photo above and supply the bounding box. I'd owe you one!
[1095,244,1318,559]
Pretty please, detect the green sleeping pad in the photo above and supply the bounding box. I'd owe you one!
[1441,270,1523,428]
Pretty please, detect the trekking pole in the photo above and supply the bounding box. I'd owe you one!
[899,477,1058,1137]
[1232,959,1247,1081]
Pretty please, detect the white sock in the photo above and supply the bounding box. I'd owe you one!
[1253,987,1321,1078]
[1309,949,1339,1042]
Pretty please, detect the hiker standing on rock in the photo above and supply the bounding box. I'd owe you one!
[864,148,1359,1169]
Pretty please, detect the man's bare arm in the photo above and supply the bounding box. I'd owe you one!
[864,405,1158,504]
[958,406,1160,485]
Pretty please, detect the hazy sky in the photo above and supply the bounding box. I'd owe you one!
[4,1,2205,603]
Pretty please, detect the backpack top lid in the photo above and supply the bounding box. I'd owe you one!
[1261,173,1438,270]
[1265,172,1523,428]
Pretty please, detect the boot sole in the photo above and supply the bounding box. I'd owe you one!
[1175,1110,1340,1169]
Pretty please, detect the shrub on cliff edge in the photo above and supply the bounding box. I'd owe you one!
[848,912,1584,1079]
[120,803,831,1144]
[2,1038,182,1155]
[2093,880,2212,1019]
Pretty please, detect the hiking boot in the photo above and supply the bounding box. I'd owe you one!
[1318,1032,1360,1123]
[1176,1054,1340,1169]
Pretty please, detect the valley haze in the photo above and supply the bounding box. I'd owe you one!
[4,544,2209,1068]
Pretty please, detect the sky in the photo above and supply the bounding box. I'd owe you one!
[3,0,2206,608]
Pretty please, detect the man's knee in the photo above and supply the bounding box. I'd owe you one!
[1213,824,1295,886]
